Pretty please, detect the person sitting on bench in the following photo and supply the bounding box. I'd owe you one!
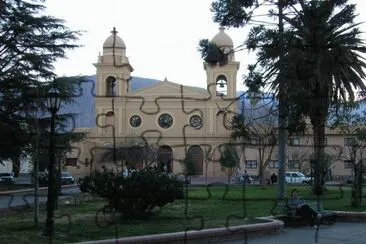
[287,189,321,227]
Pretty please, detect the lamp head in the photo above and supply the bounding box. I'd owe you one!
[46,87,61,113]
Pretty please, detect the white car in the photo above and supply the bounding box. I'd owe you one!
[285,172,311,184]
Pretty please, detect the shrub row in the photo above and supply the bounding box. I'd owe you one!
[79,167,184,219]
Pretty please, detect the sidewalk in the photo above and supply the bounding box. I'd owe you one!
[227,222,366,244]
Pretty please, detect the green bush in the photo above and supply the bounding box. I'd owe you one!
[79,167,184,219]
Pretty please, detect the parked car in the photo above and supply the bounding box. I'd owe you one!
[38,171,75,186]
[285,172,311,184]
[121,168,138,178]
[60,171,75,185]
[0,173,14,184]
[232,174,253,184]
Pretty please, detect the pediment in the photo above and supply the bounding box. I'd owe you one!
[128,80,208,97]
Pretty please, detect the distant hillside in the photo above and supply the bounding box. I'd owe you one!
[64,76,161,128]
[130,76,160,91]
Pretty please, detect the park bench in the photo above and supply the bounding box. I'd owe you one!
[272,200,336,227]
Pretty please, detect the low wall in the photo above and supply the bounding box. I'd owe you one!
[334,211,366,222]
[76,219,284,244]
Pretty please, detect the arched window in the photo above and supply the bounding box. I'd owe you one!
[106,76,116,97]
[216,75,227,96]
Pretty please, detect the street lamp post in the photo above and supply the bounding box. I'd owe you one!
[45,86,61,238]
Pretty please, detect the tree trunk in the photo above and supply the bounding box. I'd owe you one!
[351,162,363,207]
[11,157,20,177]
[311,118,326,195]
[259,165,265,186]
[277,0,287,201]
[358,163,363,205]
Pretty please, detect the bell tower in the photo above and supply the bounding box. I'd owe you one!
[204,27,240,99]
[94,27,134,97]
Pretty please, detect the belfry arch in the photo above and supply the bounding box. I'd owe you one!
[216,74,228,96]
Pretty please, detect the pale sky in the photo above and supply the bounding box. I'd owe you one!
[44,0,366,90]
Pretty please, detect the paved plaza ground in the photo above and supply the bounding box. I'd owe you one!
[227,222,366,244]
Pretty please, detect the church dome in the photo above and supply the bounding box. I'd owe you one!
[103,27,126,49]
[211,26,233,47]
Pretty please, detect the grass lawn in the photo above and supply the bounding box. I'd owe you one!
[0,184,365,244]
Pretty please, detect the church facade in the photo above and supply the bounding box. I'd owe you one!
[67,27,241,178]
[66,28,362,182]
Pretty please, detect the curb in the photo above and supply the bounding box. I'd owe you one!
[0,187,48,195]
[334,211,366,222]
[73,211,366,244]
[0,184,77,195]
[74,219,284,244]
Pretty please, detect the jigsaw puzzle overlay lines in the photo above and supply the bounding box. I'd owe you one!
[4,12,359,243]
[5,68,347,244]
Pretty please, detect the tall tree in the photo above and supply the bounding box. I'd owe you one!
[97,137,159,171]
[205,0,366,195]
[286,147,312,174]
[0,0,81,161]
[199,0,297,199]
[29,76,87,172]
[331,102,366,207]
[219,143,240,184]
[281,1,366,194]
[231,99,277,185]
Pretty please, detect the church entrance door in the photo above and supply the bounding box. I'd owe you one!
[188,145,203,175]
[158,145,173,173]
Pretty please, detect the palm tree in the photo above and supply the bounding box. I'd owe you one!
[245,1,366,194]
[281,1,366,194]
[201,0,366,194]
